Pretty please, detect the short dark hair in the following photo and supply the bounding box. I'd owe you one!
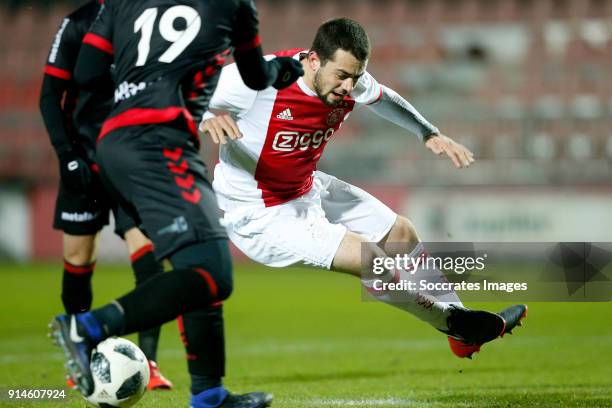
[310,18,370,64]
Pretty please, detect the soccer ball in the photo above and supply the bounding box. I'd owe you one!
[85,337,150,407]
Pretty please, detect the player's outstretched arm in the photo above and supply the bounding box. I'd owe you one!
[365,84,439,141]
[424,133,474,168]
[362,81,473,168]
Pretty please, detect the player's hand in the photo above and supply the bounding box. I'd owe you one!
[200,114,242,144]
[58,151,92,193]
[424,133,474,168]
[271,57,304,90]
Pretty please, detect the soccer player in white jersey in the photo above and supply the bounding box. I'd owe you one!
[200,18,527,358]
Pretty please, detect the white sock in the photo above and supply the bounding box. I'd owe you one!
[404,243,464,308]
[362,243,464,331]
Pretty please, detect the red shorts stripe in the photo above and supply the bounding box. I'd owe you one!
[83,33,114,55]
[193,267,218,299]
[130,243,154,262]
[64,260,96,274]
[44,65,71,80]
[234,34,261,52]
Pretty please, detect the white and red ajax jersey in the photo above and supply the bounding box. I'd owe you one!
[204,49,383,209]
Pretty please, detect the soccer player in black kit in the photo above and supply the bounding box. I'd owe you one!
[48,1,303,407]
[40,0,173,390]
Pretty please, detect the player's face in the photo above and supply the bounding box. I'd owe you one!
[313,49,366,106]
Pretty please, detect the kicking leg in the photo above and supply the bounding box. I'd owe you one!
[379,216,526,357]
[332,230,453,331]
[331,229,504,347]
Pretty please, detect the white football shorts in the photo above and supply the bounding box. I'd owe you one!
[221,171,397,269]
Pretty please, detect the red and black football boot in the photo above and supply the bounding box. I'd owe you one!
[448,304,528,358]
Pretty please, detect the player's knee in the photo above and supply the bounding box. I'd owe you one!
[190,257,233,302]
[63,235,97,265]
[171,239,234,300]
[212,258,233,301]
[215,279,233,301]
[361,247,377,269]
[361,242,388,277]
[393,216,419,243]
[124,228,152,256]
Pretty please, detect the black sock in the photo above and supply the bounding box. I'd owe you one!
[138,327,161,362]
[178,306,226,394]
[114,268,217,335]
[190,374,222,395]
[130,244,164,362]
[61,260,95,314]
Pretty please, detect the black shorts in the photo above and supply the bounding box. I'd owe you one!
[96,124,227,260]
[53,171,137,236]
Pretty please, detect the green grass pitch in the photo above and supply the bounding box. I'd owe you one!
[0,262,611,407]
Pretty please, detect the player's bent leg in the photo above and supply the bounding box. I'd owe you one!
[378,217,463,305]
[331,230,453,330]
[62,233,98,314]
[124,228,173,390]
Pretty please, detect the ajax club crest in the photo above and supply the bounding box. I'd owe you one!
[327,108,345,126]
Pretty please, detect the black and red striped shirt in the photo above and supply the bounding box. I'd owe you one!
[79,0,263,140]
